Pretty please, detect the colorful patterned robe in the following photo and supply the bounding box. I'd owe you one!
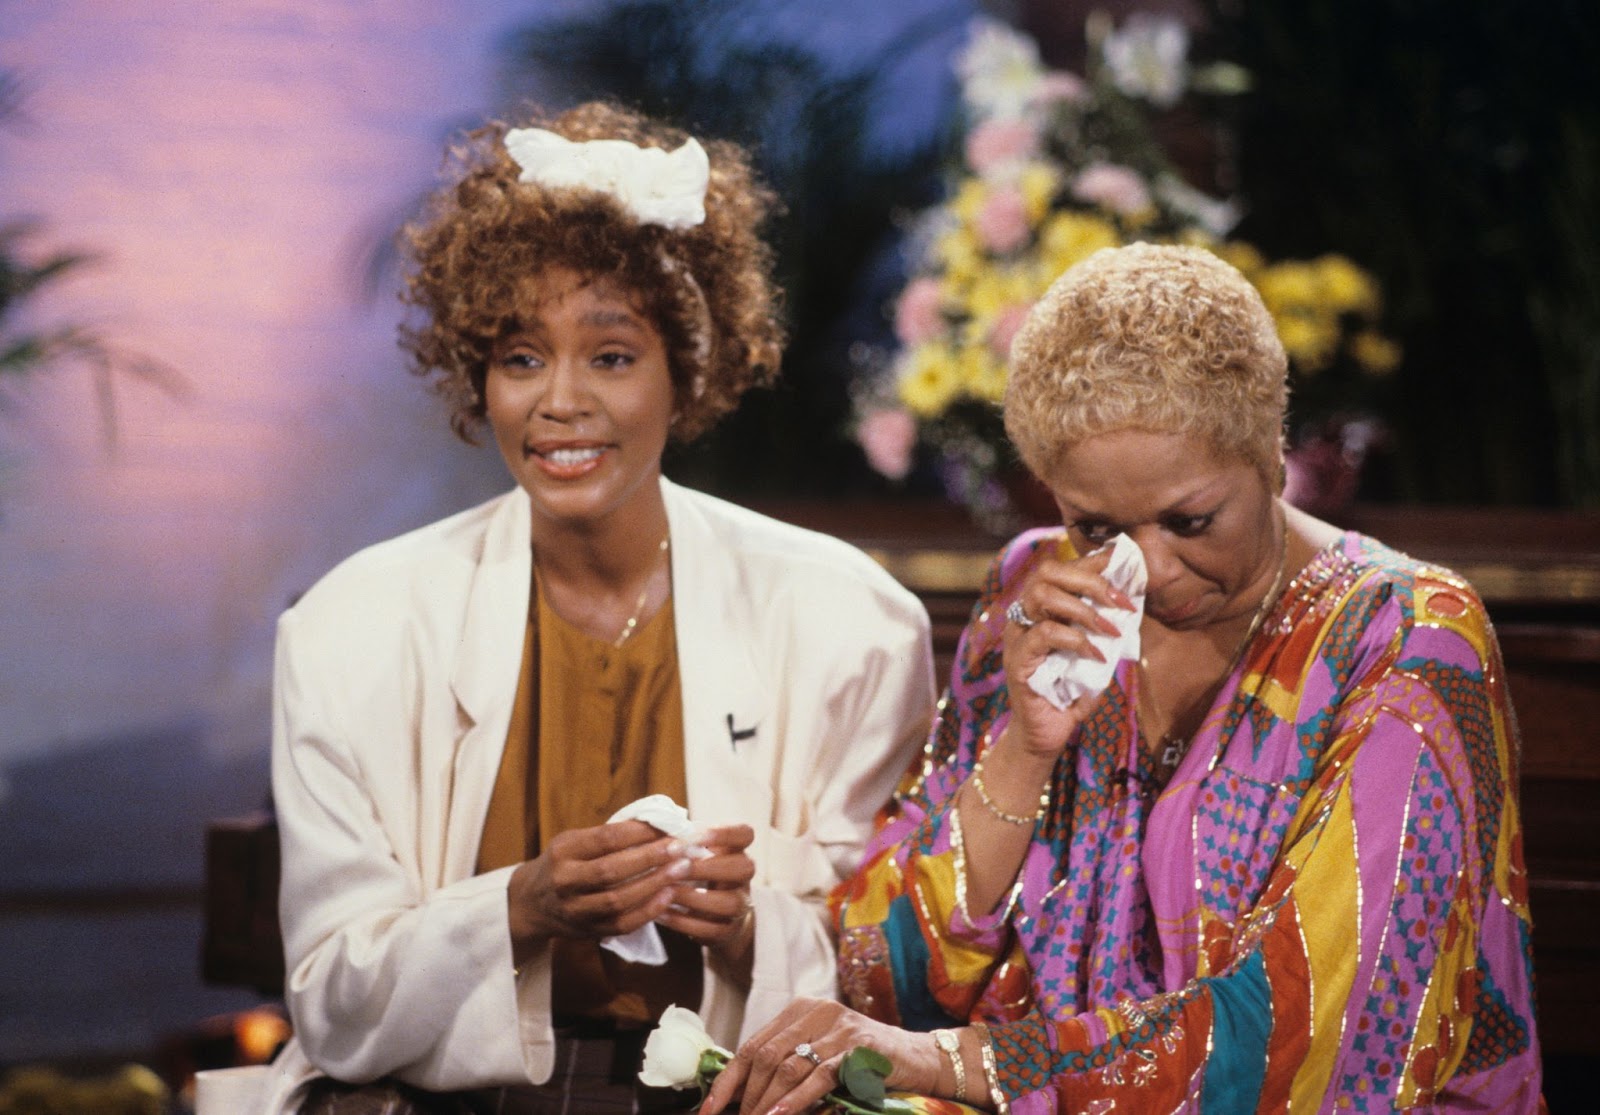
[834,530,1543,1113]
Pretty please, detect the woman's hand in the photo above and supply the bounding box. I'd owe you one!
[701,998,941,1115]
[506,819,690,961]
[1002,544,1135,758]
[657,824,756,954]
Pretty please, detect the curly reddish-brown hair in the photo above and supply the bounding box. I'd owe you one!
[1005,242,1289,483]
[401,101,785,442]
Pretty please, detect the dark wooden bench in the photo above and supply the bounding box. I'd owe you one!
[204,501,1600,1062]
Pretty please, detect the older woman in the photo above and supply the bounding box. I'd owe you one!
[705,244,1542,1113]
[256,103,935,1115]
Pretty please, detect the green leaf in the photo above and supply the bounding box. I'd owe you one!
[837,1046,892,1110]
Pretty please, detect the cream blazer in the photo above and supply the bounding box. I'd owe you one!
[251,479,935,1114]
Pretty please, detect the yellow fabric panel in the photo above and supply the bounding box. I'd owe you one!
[912,851,1000,990]
[1284,775,1363,1111]
[838,853,904,929]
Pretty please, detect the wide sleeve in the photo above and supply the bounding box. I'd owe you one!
[736,554,940,1038]
[271,606,543,1092]
[834,532,1059,1030]
[978,574,1542,1113]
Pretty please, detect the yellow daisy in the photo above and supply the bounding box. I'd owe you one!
[897,344,965,417]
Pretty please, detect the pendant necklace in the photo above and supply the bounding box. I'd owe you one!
[613,534,671,648]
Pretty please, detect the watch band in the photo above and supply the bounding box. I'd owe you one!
[933,1028,967,1102]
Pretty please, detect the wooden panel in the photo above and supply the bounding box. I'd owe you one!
[201,812,284,996]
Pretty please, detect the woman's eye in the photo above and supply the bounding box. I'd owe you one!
[1165,514,1213,538]
[594,350,635,370]
[497,351,541,373]
[1075,522,1116,545]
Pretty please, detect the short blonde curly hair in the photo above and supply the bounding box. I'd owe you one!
[1004,242,1288,482]
[401,102,784,442]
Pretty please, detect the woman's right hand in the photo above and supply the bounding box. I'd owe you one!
[506,819,691,960]
[1001,543,1135,758]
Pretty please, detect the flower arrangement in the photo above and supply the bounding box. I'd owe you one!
[855,14,1399,529]
[638,1005,910,1113]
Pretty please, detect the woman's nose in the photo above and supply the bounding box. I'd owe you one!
[1129,527,1181,588]
[538,359,590,420]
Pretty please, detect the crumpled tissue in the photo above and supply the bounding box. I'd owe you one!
[600,794,710,965]
[1026,533,1148,711]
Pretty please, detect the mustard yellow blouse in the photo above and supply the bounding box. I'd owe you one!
[476,573,701,1026]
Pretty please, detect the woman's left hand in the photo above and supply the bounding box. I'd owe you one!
[655,823,756,952]
[701,997,941,1115]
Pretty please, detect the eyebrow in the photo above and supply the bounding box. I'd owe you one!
[580,308,648,331]
[498,308,648,345]
[1061,482,1227,521]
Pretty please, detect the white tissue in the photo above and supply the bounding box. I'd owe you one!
[600,794,709,965]
[1025,533,1148,711]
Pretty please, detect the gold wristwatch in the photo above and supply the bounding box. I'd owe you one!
[933,1028,967,1101]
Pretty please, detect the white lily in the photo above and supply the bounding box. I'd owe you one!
[957,18,1044,120]
[1101,14,1190,108]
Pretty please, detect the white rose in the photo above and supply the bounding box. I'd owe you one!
[638,1005,727,1090]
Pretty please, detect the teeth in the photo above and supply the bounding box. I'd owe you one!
[544,446,603,466]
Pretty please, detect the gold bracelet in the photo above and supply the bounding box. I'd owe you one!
[970,751,1046,826]
[932,1029,966,1101]
[970,1021,1007,1115]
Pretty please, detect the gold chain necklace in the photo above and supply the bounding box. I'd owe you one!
[613,535,670,648]
[1138,516,1289,777]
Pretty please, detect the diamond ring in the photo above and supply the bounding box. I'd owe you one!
[1005,599,1037,629]
[794,1042,822,1066]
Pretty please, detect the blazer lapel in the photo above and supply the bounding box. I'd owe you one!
[442,490,533,882]
[664,480,772,831]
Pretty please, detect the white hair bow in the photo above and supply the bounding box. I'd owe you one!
[504,128,710,230]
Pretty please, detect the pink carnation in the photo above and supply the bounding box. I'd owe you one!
[858,408,918,480]
[988,303,1033,359]
[893,277,945,347]
[965,118,1038,176]
[975,187,1032,254]
[1071,163,1152,216]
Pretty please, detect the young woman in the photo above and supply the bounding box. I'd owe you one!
[258,103,936,1115]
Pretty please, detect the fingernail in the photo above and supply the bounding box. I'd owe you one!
[1113,589,1135,609]
[667,859,691,879]
[665,839,687,857]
